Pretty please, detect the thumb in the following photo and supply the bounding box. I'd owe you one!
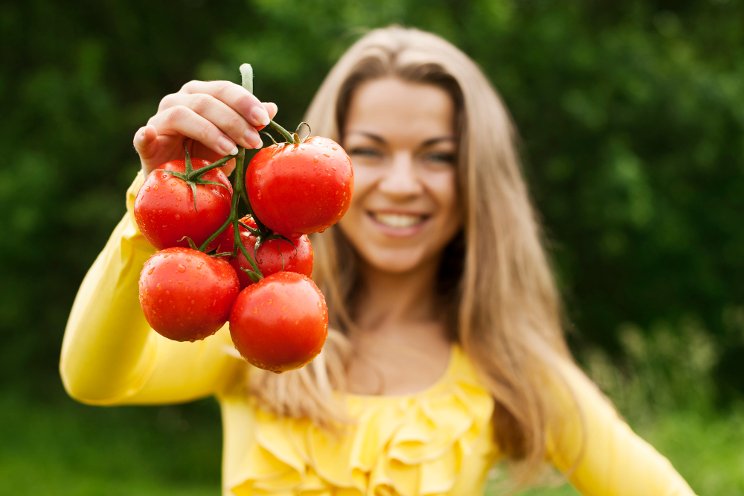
[133,125,161,174]
[133,125,159,160]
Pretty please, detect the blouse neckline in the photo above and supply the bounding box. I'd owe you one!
[344,344,460,402]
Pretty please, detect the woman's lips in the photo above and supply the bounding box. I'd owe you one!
[367,211,431,236]
[371,212,427,227]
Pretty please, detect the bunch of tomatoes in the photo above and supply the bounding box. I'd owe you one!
[133,115,353,373]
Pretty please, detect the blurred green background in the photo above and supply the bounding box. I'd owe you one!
[1,0,742,494]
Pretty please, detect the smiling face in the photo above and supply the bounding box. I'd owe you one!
[339,78,462,278]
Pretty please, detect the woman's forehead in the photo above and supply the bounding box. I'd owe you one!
[344,78,455,142]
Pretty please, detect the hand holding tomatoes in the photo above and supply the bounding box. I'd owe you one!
[133,80,277,175]
[133,65,352,372]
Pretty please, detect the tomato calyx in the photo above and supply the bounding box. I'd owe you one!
[162,147,235,213]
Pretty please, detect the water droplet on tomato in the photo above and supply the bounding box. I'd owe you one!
[177,264,186,273]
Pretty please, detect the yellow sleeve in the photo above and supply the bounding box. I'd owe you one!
[60,172,244,406]
[546,358,697,496]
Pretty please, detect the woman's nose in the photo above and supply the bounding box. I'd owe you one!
[377,151,423,197]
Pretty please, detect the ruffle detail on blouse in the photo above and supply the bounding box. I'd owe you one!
[229,347,496,495]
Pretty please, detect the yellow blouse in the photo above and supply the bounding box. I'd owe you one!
[222,345,496,495]
[60,174,696,495]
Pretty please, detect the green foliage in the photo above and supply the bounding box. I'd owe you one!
[498,3,744,363]
[0,395,222,495]
[3,3,741,493]
[585,318,721,421]
[1,0,742,403]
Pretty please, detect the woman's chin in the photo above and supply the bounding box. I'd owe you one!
[359,251,436,277]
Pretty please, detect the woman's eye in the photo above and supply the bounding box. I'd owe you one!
[349,147,383,159]
[424,151,457,165]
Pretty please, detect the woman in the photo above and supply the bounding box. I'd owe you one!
[61,26,696,495]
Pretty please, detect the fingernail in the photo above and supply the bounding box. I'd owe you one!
[133,127,146,147]
[244,130,263,149]
[250,106,271,127]
[264,102,278,118]
[218,137,239,156]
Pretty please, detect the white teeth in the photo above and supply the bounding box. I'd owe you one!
[372,213,424,228]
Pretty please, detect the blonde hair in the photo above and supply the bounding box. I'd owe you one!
[249,25,582,484]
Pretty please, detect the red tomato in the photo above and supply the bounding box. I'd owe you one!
[139,247,240,341]
[246,136,353,236]
[134,159,233,249]
[229,271,328,372]
[231,217,313,287]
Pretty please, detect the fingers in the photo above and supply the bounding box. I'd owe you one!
[148,105,244,155]
[155,95,260,151]
[179,80,271,129]
[263,102,278,125]
[133,125,158,160]
[154,81,278,154]
[135,80,280,175]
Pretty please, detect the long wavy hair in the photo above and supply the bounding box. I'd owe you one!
[248,25,582,483]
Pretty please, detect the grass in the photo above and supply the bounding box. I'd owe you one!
[635,407,744,495]
[0,391,222,496]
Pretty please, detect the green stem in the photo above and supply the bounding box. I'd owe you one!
[269,120,296,143]
[195,154,241,251]
[186,154,236,181]
[198,214,231,253]
[230,147,263,279]
[239,63,253,94]
[199,62,285,280]
[238,176,273,237]
[236,64,274,237]
[197,148,262,283]
[240,63,296,146]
